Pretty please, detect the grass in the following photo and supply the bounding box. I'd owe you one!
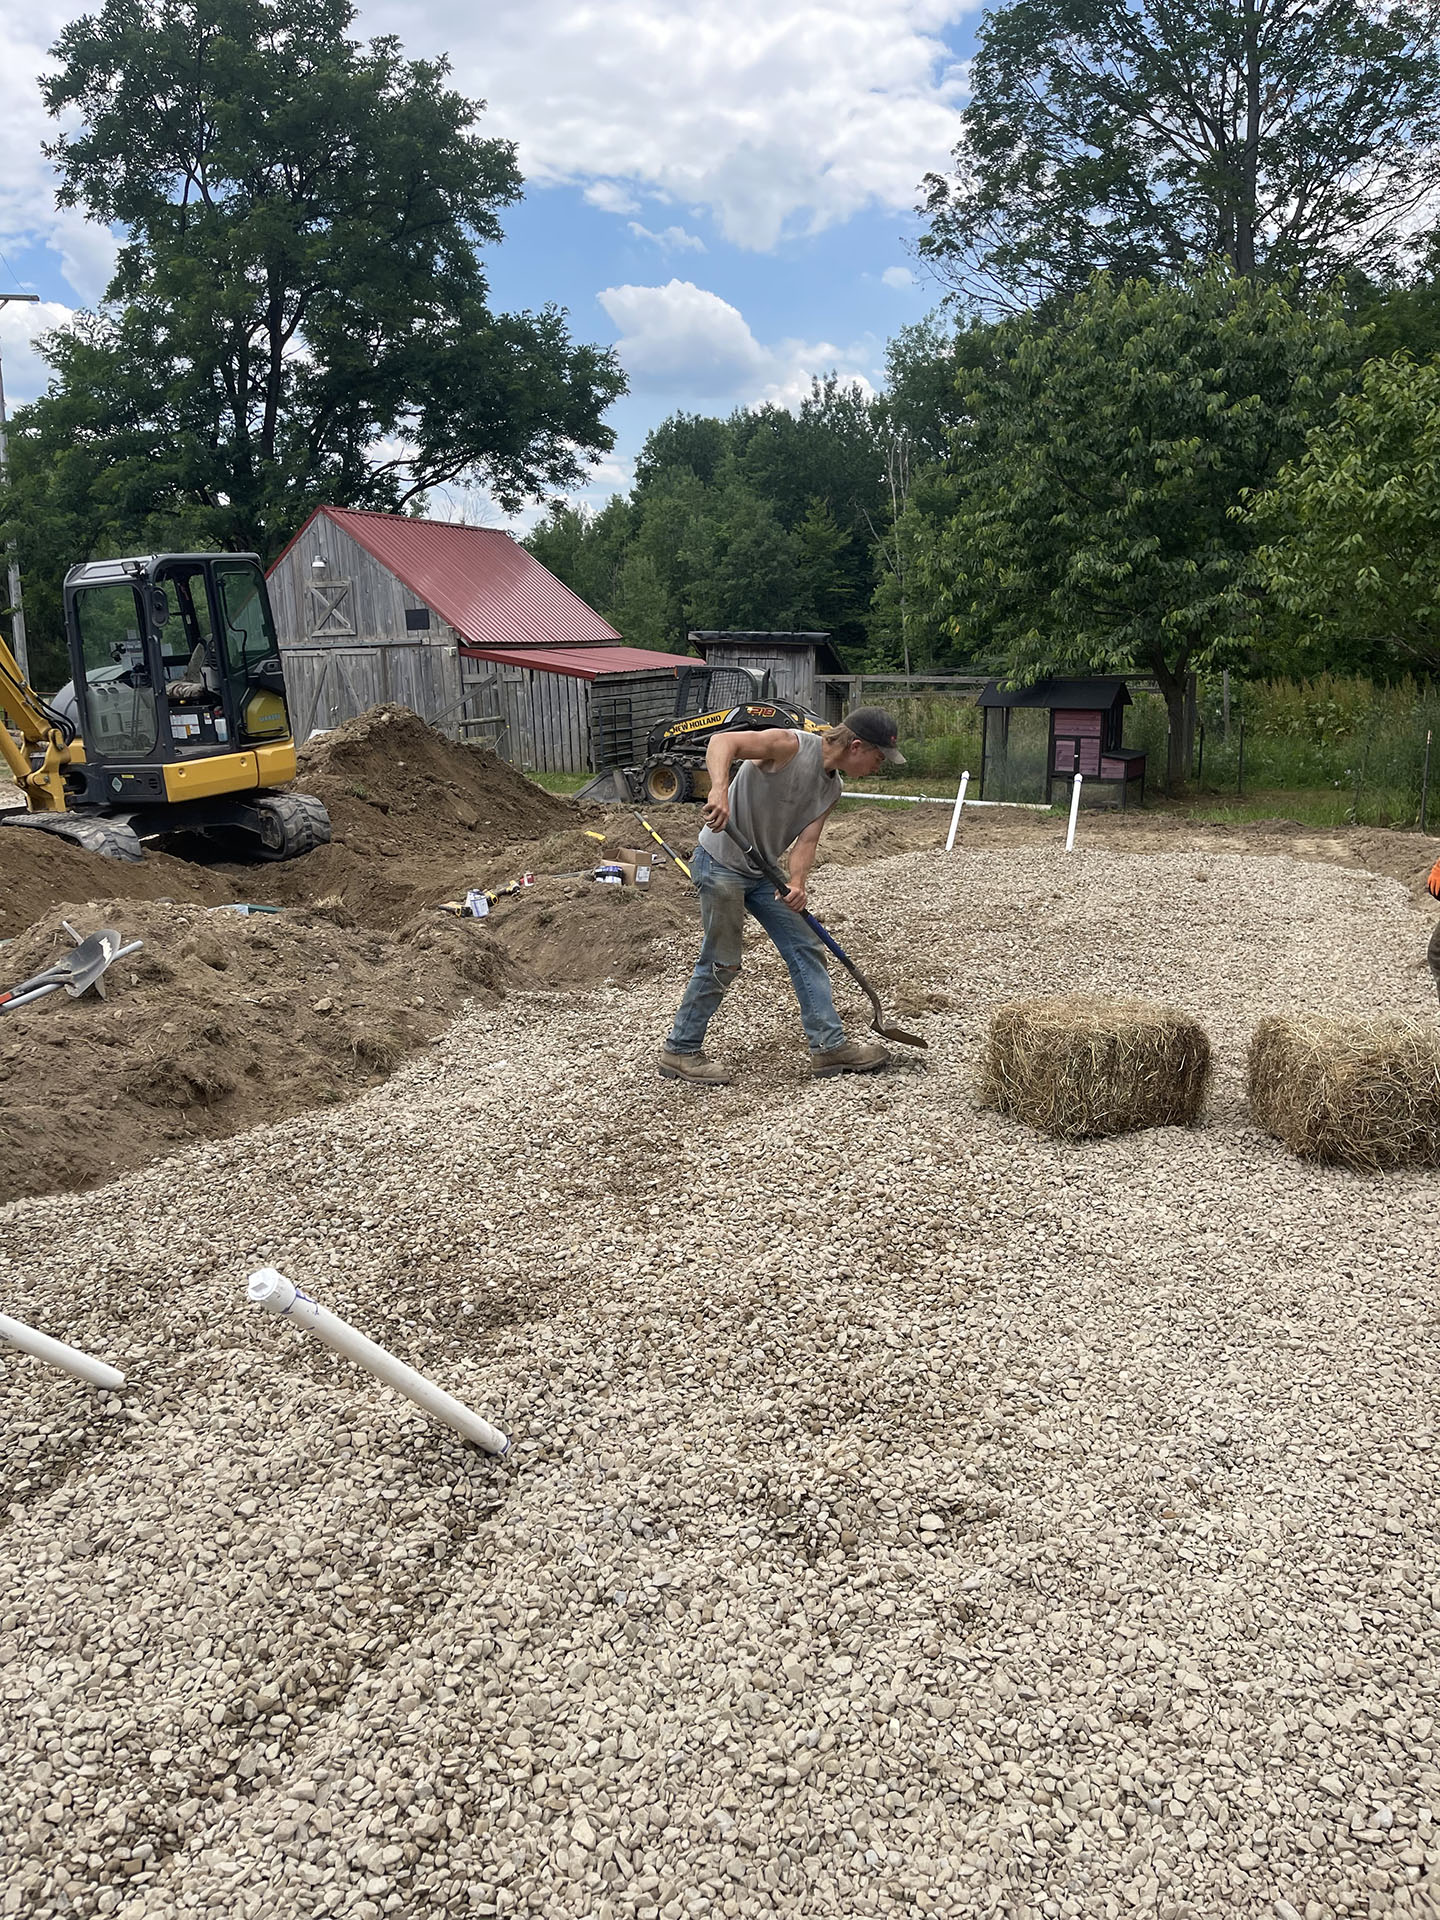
[528,771,595,795]
[531,674,1440,832]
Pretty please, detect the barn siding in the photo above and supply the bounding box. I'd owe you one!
[272,512,594,767]
[695,642,817,710]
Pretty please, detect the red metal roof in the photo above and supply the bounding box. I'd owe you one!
[272,506,624,648]
[459,642,698,682]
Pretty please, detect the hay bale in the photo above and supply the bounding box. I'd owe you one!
[980,994,1211,1139]
[1248,1014,1440,1169]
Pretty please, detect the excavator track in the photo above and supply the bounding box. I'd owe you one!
[0,810,145,861]
[251,793,332,861]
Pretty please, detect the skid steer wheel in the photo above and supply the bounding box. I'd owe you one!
[642,760,694,805]
[252,793,332,861]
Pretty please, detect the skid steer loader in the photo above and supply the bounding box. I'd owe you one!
[0,552,330,861]
[577,664,825,804]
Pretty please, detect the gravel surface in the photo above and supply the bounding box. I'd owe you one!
[3,842,1439,1920]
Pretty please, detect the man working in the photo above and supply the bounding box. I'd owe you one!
[658,707,905,1086]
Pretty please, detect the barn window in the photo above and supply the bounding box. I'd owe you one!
[307,581,355,638]
[405,607,432,631]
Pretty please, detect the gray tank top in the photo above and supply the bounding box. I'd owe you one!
[698,731,841,878]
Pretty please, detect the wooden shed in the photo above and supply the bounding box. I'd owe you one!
[266,507,695,772]
[688,631,848,721]
[978,677,1147,807]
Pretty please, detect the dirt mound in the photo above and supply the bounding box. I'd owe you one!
[0,824,238,938]
[299,703,572,847]
[0,899,511,1205]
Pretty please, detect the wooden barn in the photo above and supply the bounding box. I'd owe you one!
[688,630,849,721]
[266,507,696,772]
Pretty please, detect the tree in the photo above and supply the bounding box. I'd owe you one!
[4,0,623,610]
[916,269,1353,786]
[1247,355,1440,673]
[918,0,1440,309]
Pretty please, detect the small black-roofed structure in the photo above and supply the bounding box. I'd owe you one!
[978,676,1146,807]
[688,630,848,720]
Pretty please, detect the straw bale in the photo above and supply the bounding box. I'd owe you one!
[980,994,1211,1139]
[1248,1014,1440,1170]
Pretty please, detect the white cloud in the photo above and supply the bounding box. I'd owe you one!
[882,265,917,288]
[368,0,974,250]
[0,296,73,407]
[628,221,706,253]
[583,181,642,216]
[597,278,877,407]
[0,6,118,304]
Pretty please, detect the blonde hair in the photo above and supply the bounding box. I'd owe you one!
[822,723,857,748]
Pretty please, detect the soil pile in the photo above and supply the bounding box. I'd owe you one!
[0,899,510,1205]
[300,702,573,844]
[0,826,238,936]
[248,705,578,926]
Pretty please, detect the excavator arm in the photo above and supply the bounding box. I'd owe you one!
[0,632,75,811]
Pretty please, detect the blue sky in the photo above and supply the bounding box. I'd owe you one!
[0,0,980,522]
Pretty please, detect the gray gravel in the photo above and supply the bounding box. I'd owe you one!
[3,842,1439,1920]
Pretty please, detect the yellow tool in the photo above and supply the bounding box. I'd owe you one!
[632,811,692,880]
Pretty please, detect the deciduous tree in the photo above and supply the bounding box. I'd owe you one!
[917,270,1353,785]
[2,0,623,661]
[918,0,1440,308]
[1247,355,1440,673]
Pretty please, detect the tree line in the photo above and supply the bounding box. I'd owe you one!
[4,0,1440,785]
[526,0,1440,788]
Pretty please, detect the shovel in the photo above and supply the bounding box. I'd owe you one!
[0,928,140,1010]
[720,822,926,1050]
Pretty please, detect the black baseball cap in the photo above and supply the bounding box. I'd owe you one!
[846,706,906,764]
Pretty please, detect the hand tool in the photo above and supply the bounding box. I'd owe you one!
[0,928,143,1010]
[719,822,926,1049]
[631,811,692,880]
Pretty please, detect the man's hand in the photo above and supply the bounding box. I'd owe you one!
[702,786,730,831]
[781,881,807,913]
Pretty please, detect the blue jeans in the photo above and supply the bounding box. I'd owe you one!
[665,846,845,1054]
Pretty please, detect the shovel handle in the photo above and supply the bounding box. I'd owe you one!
[718,822,865,973]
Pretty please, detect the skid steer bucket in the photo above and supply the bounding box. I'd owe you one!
[574,767,639,804]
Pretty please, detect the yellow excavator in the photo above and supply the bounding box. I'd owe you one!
[0,551,329,861]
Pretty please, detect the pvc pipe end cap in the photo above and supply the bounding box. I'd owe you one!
[247,1267,297,1312]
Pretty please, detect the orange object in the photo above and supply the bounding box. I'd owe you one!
[1428,857,1440,899]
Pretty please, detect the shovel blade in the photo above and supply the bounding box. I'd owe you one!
[873,1019,928,1049]
[58,930,125,997]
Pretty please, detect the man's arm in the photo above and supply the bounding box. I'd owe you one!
[701,728,801,831]
[776,802,835,912]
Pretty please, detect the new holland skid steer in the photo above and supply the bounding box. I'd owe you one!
[0,552,330,861]
[578,663,826,804]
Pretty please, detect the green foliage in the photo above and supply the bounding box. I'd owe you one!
[1246,355,1440,675]
[0,0,623,679]
[525,377,894,659]
[919,0,1440,307]
[916,269,1354,783]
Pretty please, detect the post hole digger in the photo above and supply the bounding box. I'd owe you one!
[721,822,926,1051]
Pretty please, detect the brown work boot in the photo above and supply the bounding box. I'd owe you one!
[657,1049,733,1086]
[810,1038,889,1077]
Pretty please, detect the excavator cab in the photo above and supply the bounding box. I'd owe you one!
[63,554,292,797]
[0,552,329,861]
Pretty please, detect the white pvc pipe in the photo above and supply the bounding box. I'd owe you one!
[841,791,1051,809]
[246,1269,509,1455]
[944,771,970,852]
[0,1311,125,1389]
[1065,774,1084,851]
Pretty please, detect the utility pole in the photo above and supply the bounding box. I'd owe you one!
[0,293,41,683]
